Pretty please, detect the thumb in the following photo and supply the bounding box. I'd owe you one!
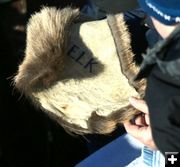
[129,97,149,114]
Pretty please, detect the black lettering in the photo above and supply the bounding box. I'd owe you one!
[68,45,86,65]
[75,51,85,65]
[84,58,98,73]
[68,45,80,60]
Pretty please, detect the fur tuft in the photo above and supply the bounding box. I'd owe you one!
[88,105,140,134]
[14,7,79,93]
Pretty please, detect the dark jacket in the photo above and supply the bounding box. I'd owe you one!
[135,26,180,154]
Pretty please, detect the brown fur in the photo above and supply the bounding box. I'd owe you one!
[83,15,145,134]
[88,105,139,134]
[107,14,146,96]
[86,15,146,134]
[14,7,145,135]
[14,7,80,93]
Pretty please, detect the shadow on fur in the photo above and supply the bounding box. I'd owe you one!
[14,7,104,94]
[14,7,145,135]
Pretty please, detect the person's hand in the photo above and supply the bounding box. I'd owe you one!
[123,97,157,150]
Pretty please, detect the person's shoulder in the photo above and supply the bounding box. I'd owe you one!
[166,26,180,57]
[150,26,180,86]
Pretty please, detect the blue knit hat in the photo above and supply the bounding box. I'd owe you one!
[138,0,180,25]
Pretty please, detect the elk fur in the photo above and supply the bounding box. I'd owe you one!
[14,7,145,134]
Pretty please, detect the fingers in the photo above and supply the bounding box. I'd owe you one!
[145,113,150,125]
[124,97,157,149]
[135,114,146,126]
[129,97,150,125]
[124,117,156,149]
[123,121,139,137]
[135,115,143,125]
[124,121,151,143]
[129,97,149,114]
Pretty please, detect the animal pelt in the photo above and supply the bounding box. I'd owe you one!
[14,7,80,93]
[107,14,146,96]
[14,7,145,134]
